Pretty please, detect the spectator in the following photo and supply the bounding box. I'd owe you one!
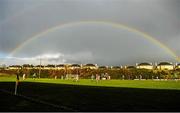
[73,74,79,82]
[96,74,100,83]
[156,76,159,79]
[61,75,64,80]
[33,73,36,80]
[76,74,79,82]
[122,75,125,80]
[108,75,111,80]
[91,74,95,81]
[139,75,142,80]
[23,73,26,80]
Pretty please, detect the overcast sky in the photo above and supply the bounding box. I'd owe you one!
[0,0,180,66]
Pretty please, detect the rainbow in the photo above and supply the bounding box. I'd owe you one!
[5,20,180,62]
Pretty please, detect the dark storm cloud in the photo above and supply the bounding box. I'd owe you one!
[0,0,180,65]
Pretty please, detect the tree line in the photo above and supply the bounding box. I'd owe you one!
[1,68,180,80]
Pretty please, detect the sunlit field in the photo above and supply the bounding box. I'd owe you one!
[1,76,180,90]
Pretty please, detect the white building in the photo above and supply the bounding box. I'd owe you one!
[157,62,174,70]
[83,64,98,69]
[56,64,66,70]
[69,64,81,69]
[44,64,56,70]
[8,65,22,70]
[34,65,44,69]
[136,63,153,70]
[125,65,136,69]
[22,64,34,69]
[98,66,108,69]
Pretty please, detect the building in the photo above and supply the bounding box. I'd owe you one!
[44,64,56,70]
[22,64,34,69]
[8,65,22,70]
[136,63,153,70]
[34,65,44,69]
[111,66,121,69]
[157,62,174,70]
[98,66,108,69]
[126,65,136,69]
[69,64,81,69]
[56,64,66,70]
[83,64,98,69]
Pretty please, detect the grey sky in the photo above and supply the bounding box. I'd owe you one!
[0,0,180,65]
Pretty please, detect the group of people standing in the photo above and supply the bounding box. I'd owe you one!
[20,73,37,80]
[91,73,111,82]
[73,74,79,82]
[16,71,111,83]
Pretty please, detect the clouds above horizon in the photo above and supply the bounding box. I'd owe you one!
[0,0,180,65]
